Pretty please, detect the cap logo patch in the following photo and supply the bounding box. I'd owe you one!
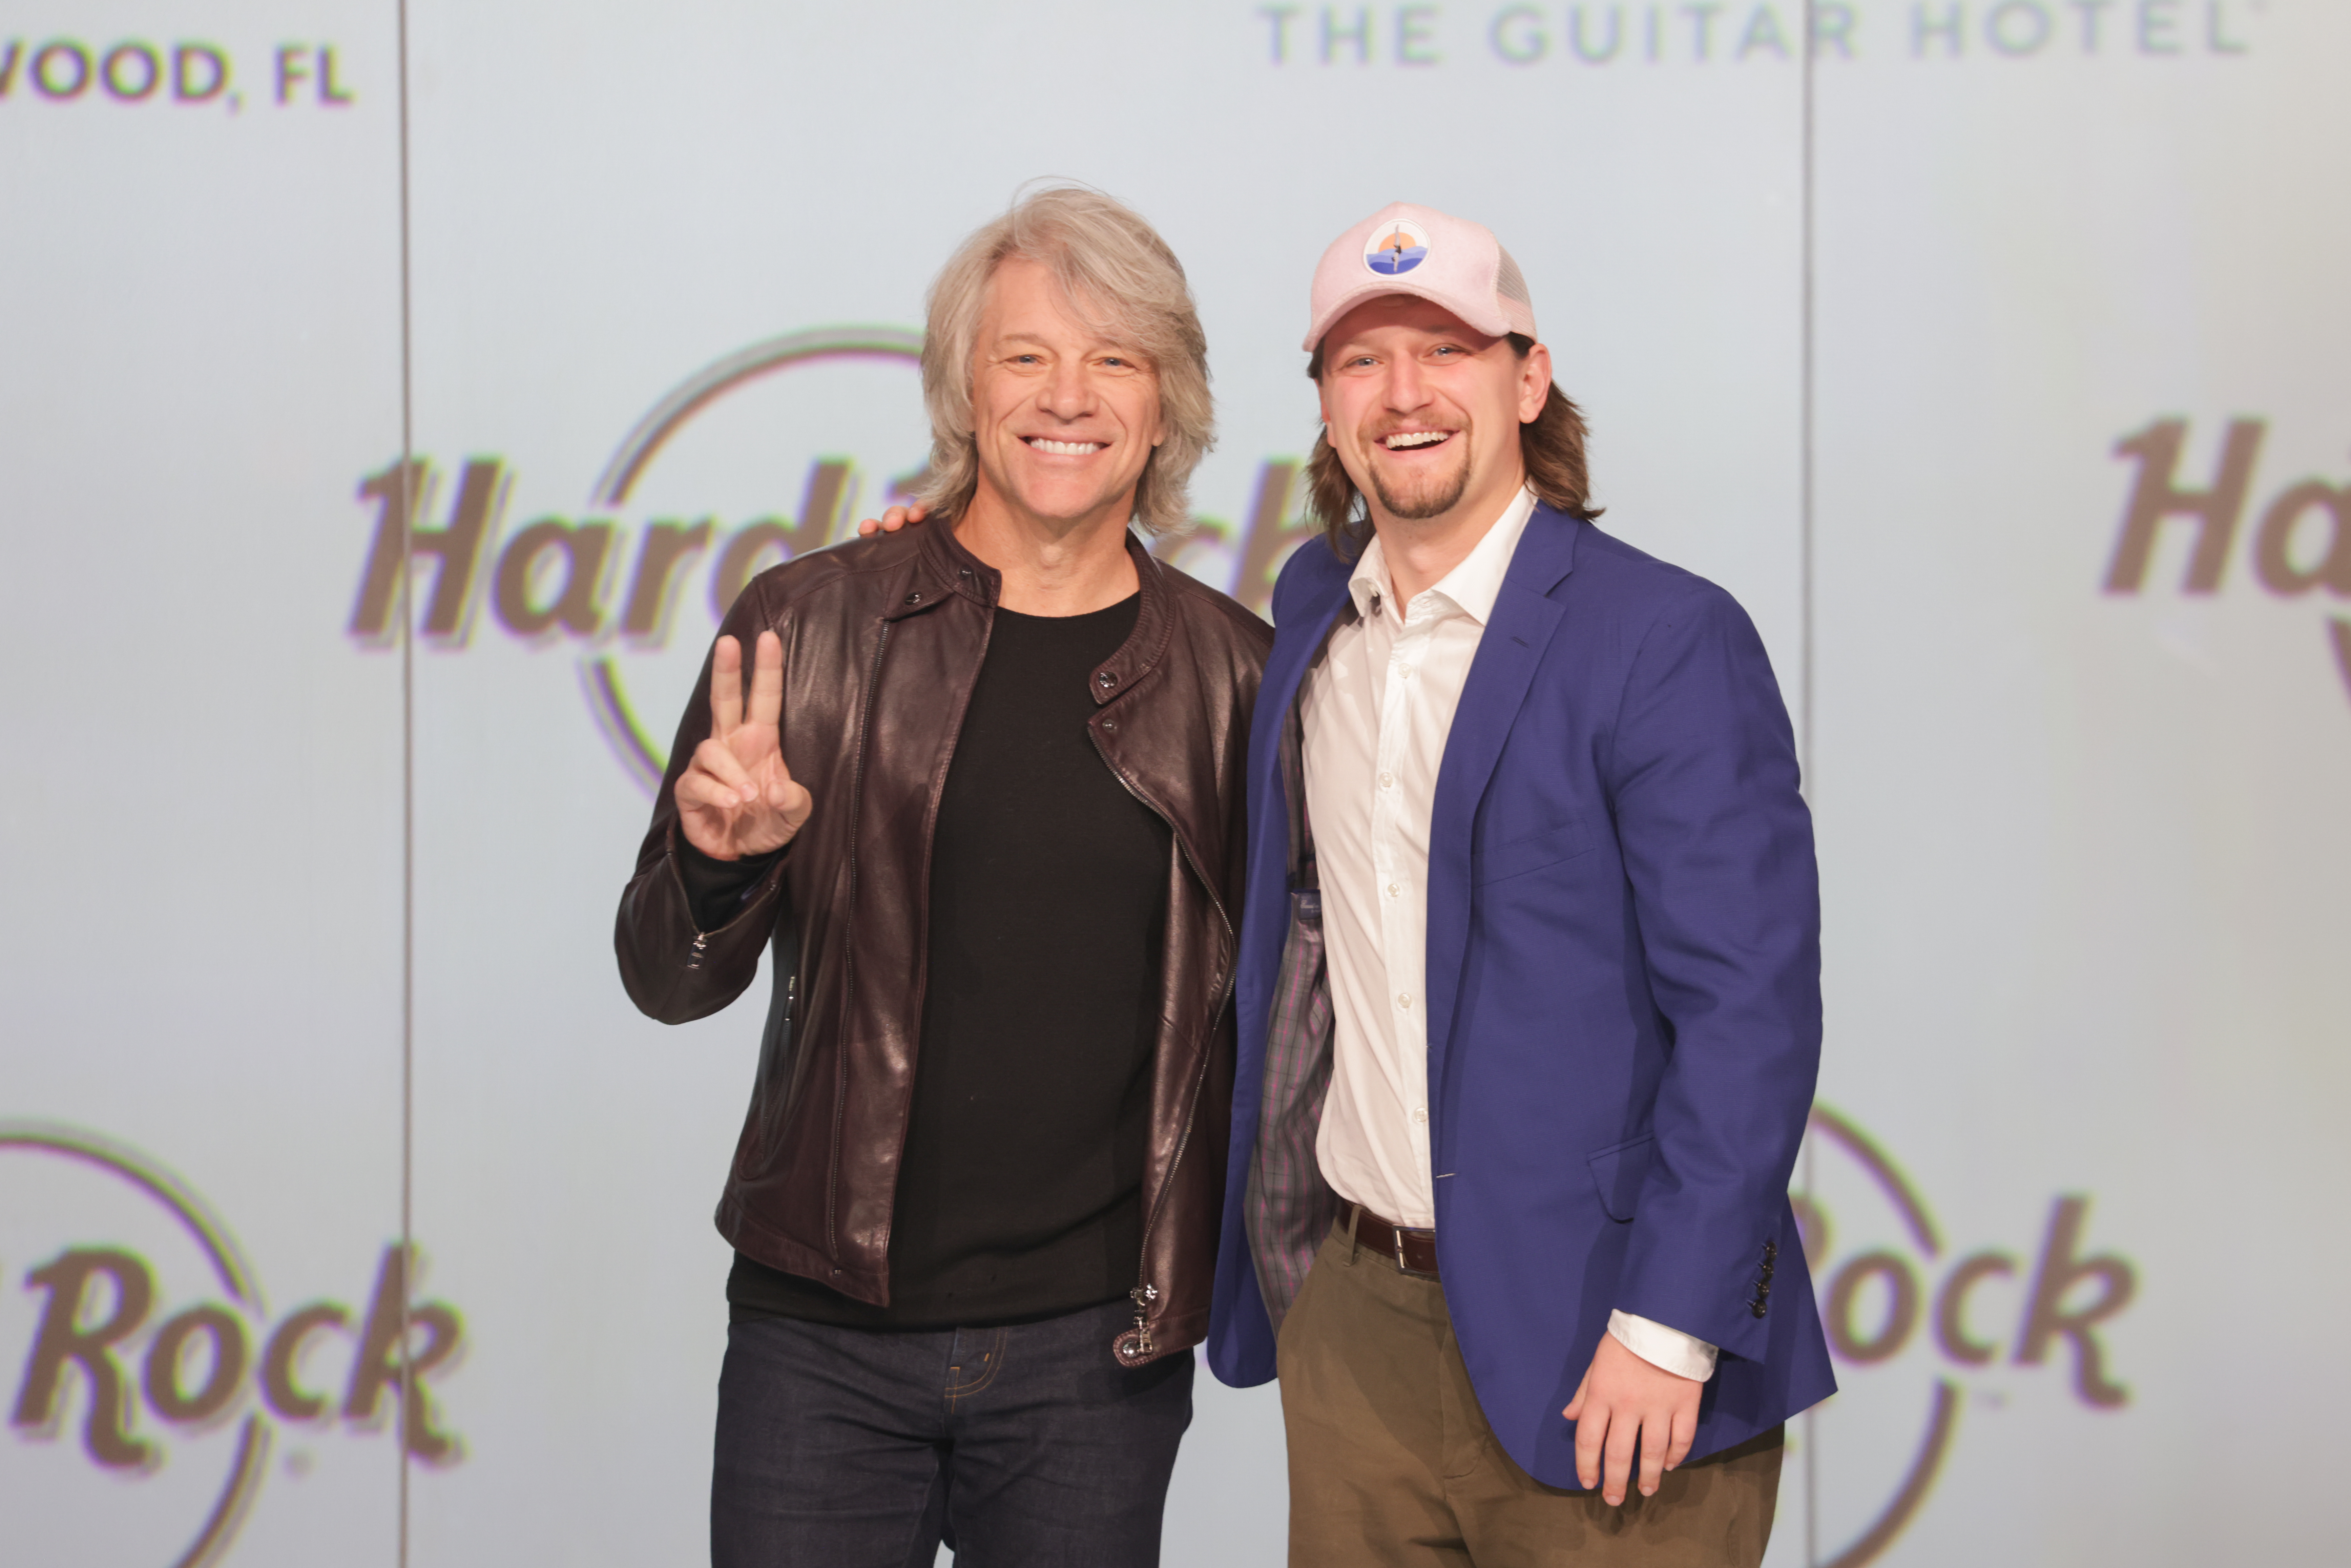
[1364,219,1429,276]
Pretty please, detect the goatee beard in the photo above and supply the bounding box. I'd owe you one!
[1367,454,1470,521]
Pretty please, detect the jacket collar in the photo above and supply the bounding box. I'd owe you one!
[899,518,996,619]
[1094,537,1176,706]
[1499,498,1581,598]
[1346,485,1539,629]
[906,519,1173,706]
[1272,499,1582,676]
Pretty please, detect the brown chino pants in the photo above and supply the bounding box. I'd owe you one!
[1277,1220,1783,1567]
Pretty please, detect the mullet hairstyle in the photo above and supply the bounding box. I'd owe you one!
[915,185,1213,535]
[1302,333,1602,559]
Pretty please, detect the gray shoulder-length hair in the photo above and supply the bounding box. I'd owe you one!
[915,184,1213,535]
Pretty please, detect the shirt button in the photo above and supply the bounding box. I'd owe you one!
[1397,992,1413,1010]
[1386,882,1400,898]
[1412,1107,1428,1125]
[1400,666,1416,680]
[1378,772,1394,789]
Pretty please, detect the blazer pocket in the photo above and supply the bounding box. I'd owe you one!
[1587,1132,1656,1224]
[1470,819,1597,885]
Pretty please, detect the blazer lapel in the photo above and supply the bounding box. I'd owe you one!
[1259,567,1352,758]
[1237,541,1353,1045]
[1424,507,1580,1106]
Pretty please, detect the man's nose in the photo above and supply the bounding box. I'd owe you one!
[1382,356,1432,414]
[1039,359,1096,419]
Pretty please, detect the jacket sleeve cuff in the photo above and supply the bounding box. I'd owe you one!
[1608,1310,1718,1383]
[675,836,783,932]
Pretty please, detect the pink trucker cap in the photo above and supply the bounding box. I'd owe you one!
[1304,202,1537,353]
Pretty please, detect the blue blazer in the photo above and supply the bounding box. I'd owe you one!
[1206,503,1835,1486]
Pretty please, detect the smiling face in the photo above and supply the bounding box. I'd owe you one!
[965,254,1165,535]
[1316,293,1551,528]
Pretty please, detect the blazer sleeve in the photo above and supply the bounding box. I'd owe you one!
[612,575,792,1025]
[1602,581,1821,1363]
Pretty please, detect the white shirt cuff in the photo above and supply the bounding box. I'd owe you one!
[1608,1310,1718,1382]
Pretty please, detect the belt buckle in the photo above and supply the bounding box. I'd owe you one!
[1393,1225,1437,1280]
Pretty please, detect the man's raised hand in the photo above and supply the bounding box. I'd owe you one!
[675,630,812,861]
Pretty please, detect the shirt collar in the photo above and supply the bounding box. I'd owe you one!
[1348,484,1539,628]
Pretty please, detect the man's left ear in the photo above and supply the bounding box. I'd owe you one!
[1519,340,1554,421]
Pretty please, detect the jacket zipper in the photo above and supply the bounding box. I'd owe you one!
[1095,736,1237,1360]
[827,618,892,1266]
[772,972,797,1137]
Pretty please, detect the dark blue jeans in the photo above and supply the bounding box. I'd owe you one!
[711,1298,1193,1567]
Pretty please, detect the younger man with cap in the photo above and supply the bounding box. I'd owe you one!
[1205,204,1835,1565]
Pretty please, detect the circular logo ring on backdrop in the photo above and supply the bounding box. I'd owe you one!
[1801,1105,1961,1568]
[579,326,926,791]
[0,1123,272,1568]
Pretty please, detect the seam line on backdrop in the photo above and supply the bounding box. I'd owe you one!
[1798,9,1818,1566]
[396,0,416,1562]
[1799,17,1817,796]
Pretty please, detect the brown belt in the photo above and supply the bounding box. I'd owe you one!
[1345,1202,1440,1280]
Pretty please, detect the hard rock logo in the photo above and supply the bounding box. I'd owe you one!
[1796,1105,2136,1566]
[2104,416,2351,704]
[2,1124,464,1567]
[344,325,1318,792]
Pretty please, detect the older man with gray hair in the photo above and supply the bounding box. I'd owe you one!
[615,185,1269,1566]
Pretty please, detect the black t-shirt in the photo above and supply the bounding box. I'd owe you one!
[685,592,1171,1329]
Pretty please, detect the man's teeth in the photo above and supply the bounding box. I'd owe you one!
[1029,438,1104,455]
[1382,431,1449,450]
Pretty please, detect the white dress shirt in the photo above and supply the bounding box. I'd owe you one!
[1301,485,1718,1383]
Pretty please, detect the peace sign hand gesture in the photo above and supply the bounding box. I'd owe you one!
[675,630,813,861]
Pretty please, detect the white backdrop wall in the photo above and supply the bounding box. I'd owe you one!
[3,2,2345,1565]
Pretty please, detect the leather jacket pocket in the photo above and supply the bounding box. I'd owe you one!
[735,928,803,1180]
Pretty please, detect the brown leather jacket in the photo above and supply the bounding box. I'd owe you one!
[616,523,1270,1364]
